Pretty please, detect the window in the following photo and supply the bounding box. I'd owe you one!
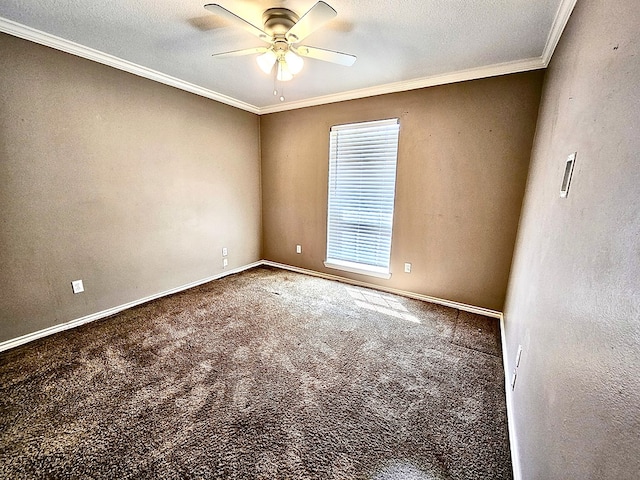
[324,118,400,279]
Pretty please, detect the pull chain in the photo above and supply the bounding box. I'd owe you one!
[273,69,278,97]
[272,62,286,102]
[273,62,285,102]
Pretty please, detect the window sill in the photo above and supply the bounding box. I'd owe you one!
[324,260,391,280]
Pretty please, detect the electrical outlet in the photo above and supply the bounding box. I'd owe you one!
[223,258,228,268]
[222,247,228,257]
[296,245,302,254]
[404,262,412,273]
[71,280,84,294]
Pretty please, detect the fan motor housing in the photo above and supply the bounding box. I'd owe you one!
[262,8,299,35]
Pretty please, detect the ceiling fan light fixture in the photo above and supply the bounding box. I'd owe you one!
[284,50,304,75]
[256,49,277,74]
[205,2,354,101]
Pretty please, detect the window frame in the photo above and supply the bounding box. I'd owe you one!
[324,118,400,279]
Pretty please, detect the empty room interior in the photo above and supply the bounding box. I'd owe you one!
[0,0,638,479]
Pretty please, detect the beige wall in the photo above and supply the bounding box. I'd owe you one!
[503,0,640,478]
[261,72,543,311]
[3,1,639,473]
[0,33,262,343]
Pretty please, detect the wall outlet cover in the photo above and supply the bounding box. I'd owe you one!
[222,247,228,257]
[71,280,84,294]
[296,245,302,254]
[404,263,412,273]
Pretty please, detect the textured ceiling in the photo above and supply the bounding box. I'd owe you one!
[0,0,572,113]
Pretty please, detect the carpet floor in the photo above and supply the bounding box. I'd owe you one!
[0,266,512,479]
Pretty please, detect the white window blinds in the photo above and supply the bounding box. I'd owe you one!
[325,118,400,279]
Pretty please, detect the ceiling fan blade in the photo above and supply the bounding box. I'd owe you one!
[211,47,268,58]
[285,1,337,43]
[295,45,356,66]
[204,4,273,43]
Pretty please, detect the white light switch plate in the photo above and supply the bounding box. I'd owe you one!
[404,263,412,273]
[516,345,523,367]
[560,152,576,198]
[296,245,302,254]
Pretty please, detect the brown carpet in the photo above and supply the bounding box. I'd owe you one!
[0,266,512,479]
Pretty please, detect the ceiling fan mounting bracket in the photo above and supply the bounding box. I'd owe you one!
[262,8,299,36]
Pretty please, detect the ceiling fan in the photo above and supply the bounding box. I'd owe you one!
[204,1,356,90]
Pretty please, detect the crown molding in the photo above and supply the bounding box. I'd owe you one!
[260,0,578,114]
[258,56,545,114]
[2,0,577,116]
[542,0,578,66]
[0,17,261,114]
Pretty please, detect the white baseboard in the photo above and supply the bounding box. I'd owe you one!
[0,261,262,353]
[262,260,502,319]
[0,259,501,354]
[0,258,519,477]
[500,314,522,480]
[265,260,519,478]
